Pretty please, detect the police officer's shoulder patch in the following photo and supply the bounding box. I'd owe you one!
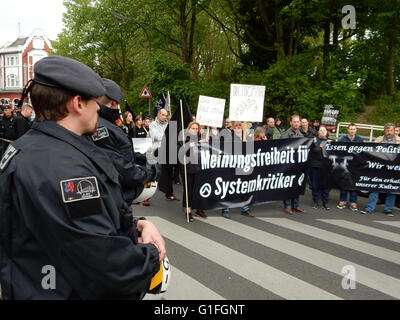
[60,176,100,203]
[91,126,109,142]
[0,144,19,170]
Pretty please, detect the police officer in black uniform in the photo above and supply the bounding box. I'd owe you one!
[89,78,160,206]
[0,104,17,156]
[0,55,165,300]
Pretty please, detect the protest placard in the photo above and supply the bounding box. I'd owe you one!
[229,84,265,122]
[196,95,226,128]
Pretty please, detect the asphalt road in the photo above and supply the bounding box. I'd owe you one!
[139,185,400,300]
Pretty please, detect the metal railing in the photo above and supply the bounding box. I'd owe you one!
[334,122,384,142]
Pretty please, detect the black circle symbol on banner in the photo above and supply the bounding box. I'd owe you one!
[298,173,305,186]
[200,183,212,198]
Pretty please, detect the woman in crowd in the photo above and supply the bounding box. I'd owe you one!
[221,121,254,219]
[123,111,135,138]
[309,125,332,210]
[178,121,207,222]
[132,115,148,138]
[254,126,267,141]
[275,117,286,134]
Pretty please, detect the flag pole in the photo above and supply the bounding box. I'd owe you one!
[180,99,190,223]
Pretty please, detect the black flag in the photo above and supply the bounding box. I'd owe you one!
[155,93,166,117]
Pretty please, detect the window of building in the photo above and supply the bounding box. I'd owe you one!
[6,56,19,66]
[1,98,10,105]
[7,74,19,87]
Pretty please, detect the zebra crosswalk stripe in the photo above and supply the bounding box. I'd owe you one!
[199,217,400,299]
[150,217,342,300]
[258,218,400,264]
[374,221,400,229]
[318,219,400,244]
[144,265,226,300]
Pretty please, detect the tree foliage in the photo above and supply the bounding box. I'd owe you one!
[53,0,400,122]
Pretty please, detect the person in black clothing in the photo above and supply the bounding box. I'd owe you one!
[312,119,321,133]
[178,121,207,222]
[133,115,148,138]
[0,104,17,156]
[300,118,317,138]
[309,125,332,210]
[90,78,160,208]
[14,103,33,139]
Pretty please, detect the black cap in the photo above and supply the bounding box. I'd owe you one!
[102,78,124,103]
[33,55,105,98]
[313,119,321,123]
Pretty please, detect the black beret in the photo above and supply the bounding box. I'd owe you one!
[102,78,124,103]
[33,55,105,98]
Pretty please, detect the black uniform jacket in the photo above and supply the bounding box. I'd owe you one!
[89,116,153,205]
[0,115,17,140]
[0,121,159,300]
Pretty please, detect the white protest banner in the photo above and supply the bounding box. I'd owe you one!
[196,95,226,128]
[229,84,265,122]
[132,138,153,154]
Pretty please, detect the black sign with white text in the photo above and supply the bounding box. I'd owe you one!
[192,138,313,210]
[322,142,400,194]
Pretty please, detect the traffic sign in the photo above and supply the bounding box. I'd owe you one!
[139,86,152,98]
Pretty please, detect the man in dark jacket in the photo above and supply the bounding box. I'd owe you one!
[336,123,363,211]
[0,55,165,300]
[14,103,33,139]
[281,115,307,215]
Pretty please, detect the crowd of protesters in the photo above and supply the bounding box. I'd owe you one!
[1,98,399,222]
[112,107,399,222]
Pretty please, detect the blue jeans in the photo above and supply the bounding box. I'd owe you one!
[283,198,299,209]
[339,190,358,204]
[364,192,397,213]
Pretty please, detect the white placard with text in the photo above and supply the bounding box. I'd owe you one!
[229,84,265,122]
[196,95,226,128]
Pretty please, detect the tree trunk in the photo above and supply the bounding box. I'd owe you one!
[323,21,331,72]
[179,1,190,64]
[333,15,339,49]
[274,3,285,61]
[188,0,197,66]
[387,16,397,96]
[287,19,296,56]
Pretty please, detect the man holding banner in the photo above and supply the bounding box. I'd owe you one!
[337,123,363,211]
[280,115,307,215]
[360,123,399,216]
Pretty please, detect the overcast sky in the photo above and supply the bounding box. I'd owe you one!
[0,0,66,47]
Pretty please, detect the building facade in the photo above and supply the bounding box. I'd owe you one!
[0,29,52,108]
